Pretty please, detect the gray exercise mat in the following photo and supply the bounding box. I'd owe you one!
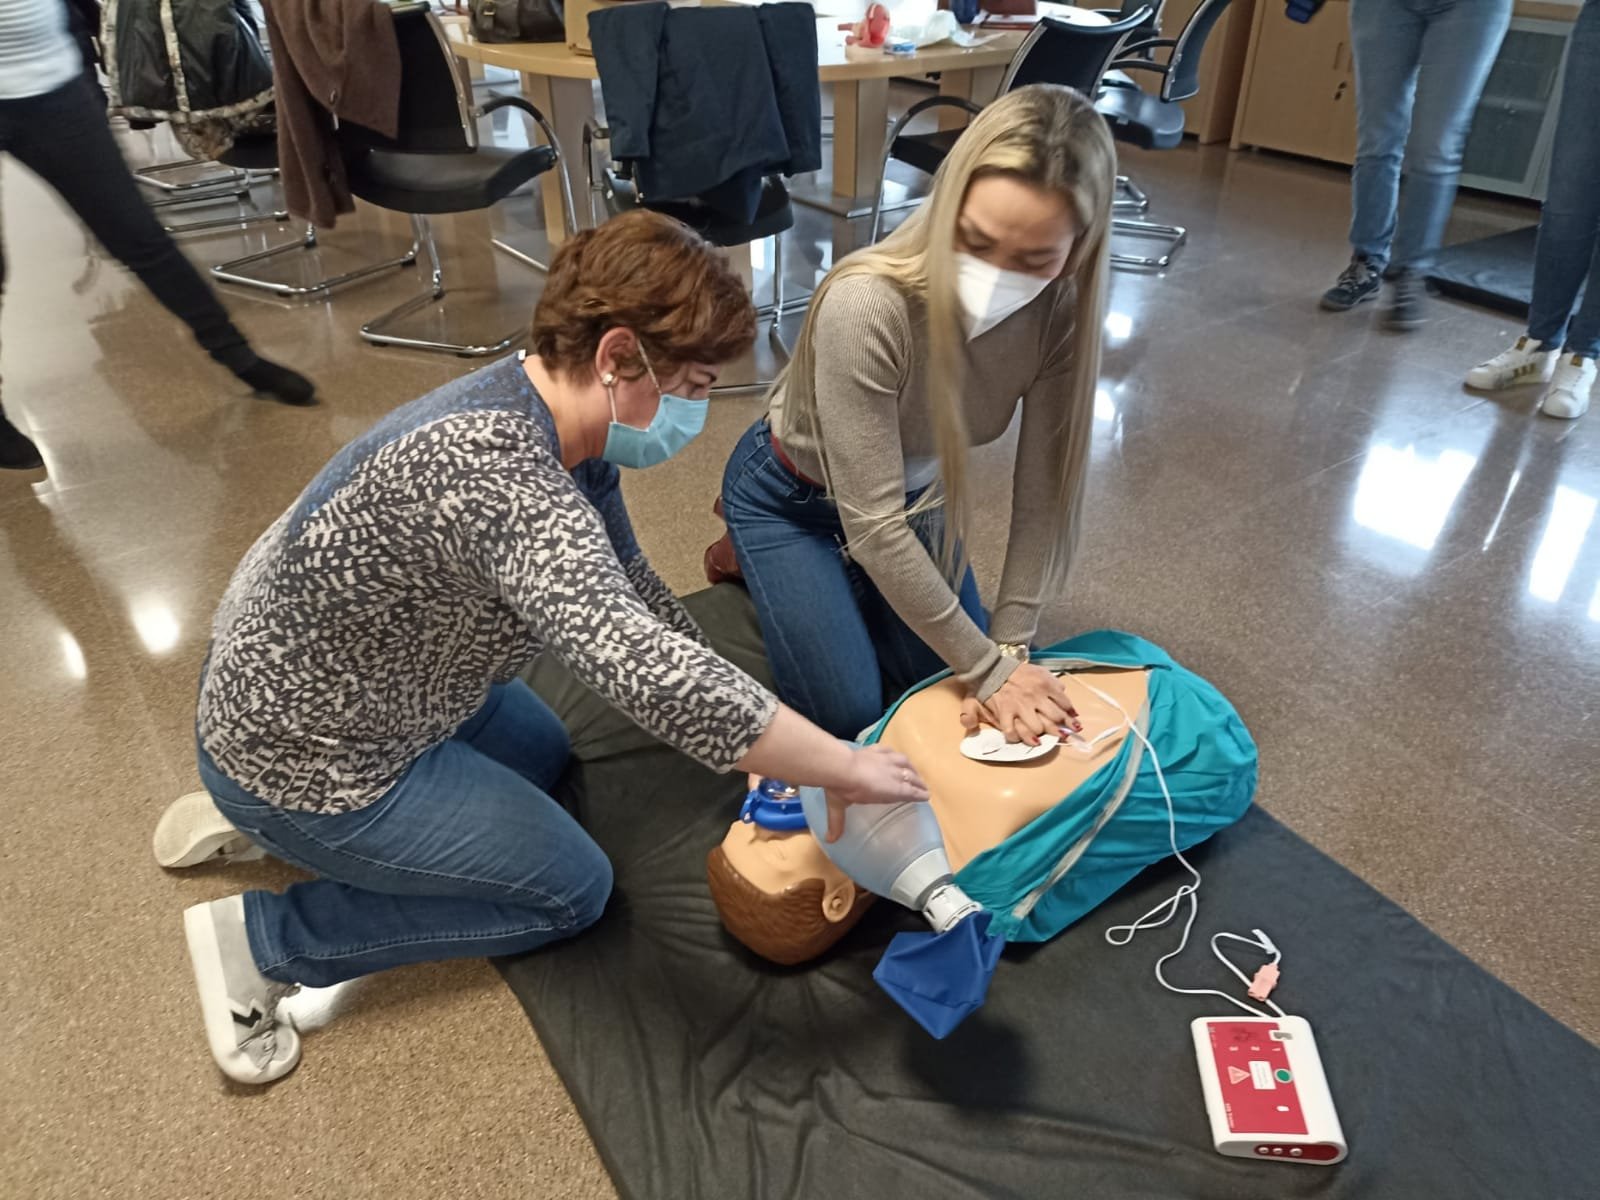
[507,584,1599,1200]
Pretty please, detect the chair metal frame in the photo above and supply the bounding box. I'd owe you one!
[1099,0,1237,268]
[134,156,248,193]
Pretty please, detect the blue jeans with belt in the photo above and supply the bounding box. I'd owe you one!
[1528,0,1600,358]
[720,420,987,740]
[199,681,611,988]
[1348,0,1513,272]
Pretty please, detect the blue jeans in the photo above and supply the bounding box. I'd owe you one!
[720,420,987,739]
[1528,0,1600,358]
[198,681,611,988]
[1348,0,1513,272]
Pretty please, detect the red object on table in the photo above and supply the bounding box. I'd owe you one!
[841,2,892,47]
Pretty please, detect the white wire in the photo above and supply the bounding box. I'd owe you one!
[1058,672,1282,1021]
[1211,931,1287,1019]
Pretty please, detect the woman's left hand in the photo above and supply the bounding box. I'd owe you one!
[961,662,1082,745]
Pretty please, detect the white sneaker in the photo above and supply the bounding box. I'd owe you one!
[183,896,302,1084]
[154,791,266,868]
[1465,335,1558,390]
[1540,355,1596,420]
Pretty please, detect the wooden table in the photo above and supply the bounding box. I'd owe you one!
[446,15,1029,242]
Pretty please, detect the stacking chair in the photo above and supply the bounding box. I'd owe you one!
[585,127,800,395]
[1095,0,1237,267]
[205,132,419,299]
[337,2,573,356]
[581,7,822,394]
[867,9,1153,244]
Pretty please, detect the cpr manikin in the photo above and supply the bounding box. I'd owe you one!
[708,632,1259,1033]
[711,668,1149,960]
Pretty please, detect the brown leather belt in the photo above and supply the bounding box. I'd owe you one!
[769,432,825,488]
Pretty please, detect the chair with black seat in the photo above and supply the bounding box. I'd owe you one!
[584,128,800,396]
[1093,0,1169,211]
[338,2,574,356]
[1095,0,1236,268]
[203,130,421,298]
[867,8,1153,244]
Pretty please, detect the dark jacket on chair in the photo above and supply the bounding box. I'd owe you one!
[589,2,821,224]
[263,0,401,227]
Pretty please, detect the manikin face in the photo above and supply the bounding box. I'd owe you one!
[709,667,1151,965]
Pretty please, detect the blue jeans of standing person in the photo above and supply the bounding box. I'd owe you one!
[1348,0,1513,272]
[198,681,612,988]
[1527,0,1600,359]
[720,419,988,740]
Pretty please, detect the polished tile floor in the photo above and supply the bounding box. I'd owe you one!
[2,111,1594,1198]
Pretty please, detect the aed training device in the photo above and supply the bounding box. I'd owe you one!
[1192,1016,1347,1164]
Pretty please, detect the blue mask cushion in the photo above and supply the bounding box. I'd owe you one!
[872,910,1004,1039]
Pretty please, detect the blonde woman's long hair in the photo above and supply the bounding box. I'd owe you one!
[777,84,1115,586]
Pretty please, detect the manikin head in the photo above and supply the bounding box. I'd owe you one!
[706,819,874,966]
[710,667,1151,964]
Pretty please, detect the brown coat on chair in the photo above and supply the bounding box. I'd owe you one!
[264,0,402,227]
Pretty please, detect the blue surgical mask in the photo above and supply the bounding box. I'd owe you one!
[600,352,708,469]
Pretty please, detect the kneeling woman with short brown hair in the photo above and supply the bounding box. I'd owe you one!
[174,211,925,1085]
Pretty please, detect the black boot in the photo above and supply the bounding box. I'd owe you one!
[0,408,44,471]
[233,357,317,407]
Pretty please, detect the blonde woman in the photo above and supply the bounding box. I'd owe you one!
[720,85,1114,744]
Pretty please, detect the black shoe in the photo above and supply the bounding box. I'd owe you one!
[0,410,45,471]
[1320,257,1381,311]
[1384,269,1428,332]
[234,358,317,407]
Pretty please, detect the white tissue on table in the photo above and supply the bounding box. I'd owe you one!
[890,3,999,48]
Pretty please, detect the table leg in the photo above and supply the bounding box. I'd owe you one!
[831,77,889,204]
[938,66,1004,130]
[520,72,596,245]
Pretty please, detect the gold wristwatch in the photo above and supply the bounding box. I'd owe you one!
[997,642,1030,664]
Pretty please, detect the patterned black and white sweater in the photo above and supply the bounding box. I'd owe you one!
[198,353,777,815]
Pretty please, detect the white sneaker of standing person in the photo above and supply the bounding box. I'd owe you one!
[184,895,302,1084]
[1541,355,1596,420]
[154,791,267,868]
[1465,335,1559,390]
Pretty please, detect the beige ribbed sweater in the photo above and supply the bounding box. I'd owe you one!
[769,272,1080,700]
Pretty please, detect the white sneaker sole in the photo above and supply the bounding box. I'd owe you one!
[1541,393,1592,420]
[154,791,265,868]
[183,902,301,1085]
[1465,357,1557,391]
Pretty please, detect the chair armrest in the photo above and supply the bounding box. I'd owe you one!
[476,95,576,237]
[479,95,551,125]
[1105,58,1171,77]
[1116,35,1178,58]
[884,95,984,152]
